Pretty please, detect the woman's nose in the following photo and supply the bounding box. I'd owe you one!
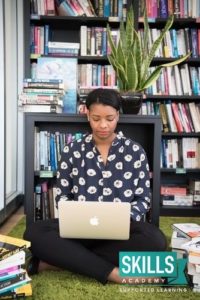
[99,119,107,128]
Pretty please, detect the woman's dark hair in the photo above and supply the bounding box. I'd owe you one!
[86,88,121,111]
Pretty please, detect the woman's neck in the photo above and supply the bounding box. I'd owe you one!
[92,133,116,147]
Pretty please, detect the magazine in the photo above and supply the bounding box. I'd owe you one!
[172,223,200,239]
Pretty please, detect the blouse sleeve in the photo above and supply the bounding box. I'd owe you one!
[130,148,151,221]
[55,144,74,205]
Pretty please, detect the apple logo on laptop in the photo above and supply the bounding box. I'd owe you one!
[90,216,99,226]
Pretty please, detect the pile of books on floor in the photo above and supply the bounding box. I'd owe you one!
[18,78,65,113]
[0,234,32,298]
[171,223,200,292]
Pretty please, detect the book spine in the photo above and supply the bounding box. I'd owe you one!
[0,272,26,290]
[46,0,56,15]
[159,0,168,18]
[190,28,198,58]
[171,102,184,132]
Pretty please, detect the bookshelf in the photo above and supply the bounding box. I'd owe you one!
[24,113,162,226]
[138,3,200,217]
[23,1,200,220]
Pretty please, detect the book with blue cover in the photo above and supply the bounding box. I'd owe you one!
[36,57,78,113]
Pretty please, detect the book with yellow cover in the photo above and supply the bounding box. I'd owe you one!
[0,281,32,298]
[0,235,31,261]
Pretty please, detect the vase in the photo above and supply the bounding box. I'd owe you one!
[120,92,143,114]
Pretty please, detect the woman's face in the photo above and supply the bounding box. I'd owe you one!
[87,103,119,141]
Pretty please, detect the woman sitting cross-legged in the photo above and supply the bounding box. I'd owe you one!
[24,88,167,284]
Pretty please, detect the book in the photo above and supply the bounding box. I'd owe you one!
[171,102,184,132]
[36,57,78,113]
[0,271,31,295]
[19,104,63,113]
[189,180,200,192]
[0,283,33,299]
[172,223,200,239]
[0,266,20,276]
[181,237,200,253]
[0,251,26,271]
[187,262,200,276]
[0,271,26,290]
[170,230,189,249]
[0,235,30,261]
[159,103,169,132]
[188,251,200,265]
[161,194,193,206]
[188,102,200,132]
[160,185,187,196]
[24,78,64,85]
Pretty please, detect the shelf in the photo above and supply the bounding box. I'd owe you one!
[145,95,200,100]
[34,170,56,177]
[30,55,109,63]
[139,17,199,28]
[30,15,121,27]
[161,168,200,173]
[151,58,200,65]
[162,132,200,137]
[160,205,200,216]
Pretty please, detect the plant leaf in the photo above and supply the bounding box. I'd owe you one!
[141,15,174,81]
[120,21,127,54]
[108,56,129,90]
[140,51,191,90]
[140,66,163,90]
[116,40,126,69]
[126,52,138,91]
[133,31,142,89]
[158,52,191,67]
[142,5,150,61]
[125,6,134,50]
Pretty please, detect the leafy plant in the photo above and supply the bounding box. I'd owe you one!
[107,6,191,92]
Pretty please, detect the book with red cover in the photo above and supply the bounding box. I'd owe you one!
[161,186,187,195]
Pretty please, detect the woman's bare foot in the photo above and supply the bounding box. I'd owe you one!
[38,260,62,272]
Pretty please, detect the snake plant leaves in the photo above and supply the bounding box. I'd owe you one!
[140,52,191,90]
[107,5,191,93]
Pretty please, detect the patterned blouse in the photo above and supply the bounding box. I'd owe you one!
[56,132,151,221]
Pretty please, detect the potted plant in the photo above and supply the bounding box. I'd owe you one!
[107,6,191,114]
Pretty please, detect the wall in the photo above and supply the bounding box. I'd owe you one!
[0,0,5,212]
[0,0,24,222]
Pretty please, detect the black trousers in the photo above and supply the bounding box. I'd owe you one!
[24,219,167,284]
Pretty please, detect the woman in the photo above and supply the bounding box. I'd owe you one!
[24,88,167,284]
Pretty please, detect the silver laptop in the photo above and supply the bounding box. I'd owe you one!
[58,201,131,240]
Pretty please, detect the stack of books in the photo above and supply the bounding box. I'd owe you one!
[0,234,32,298]
[160,185,193,207]
[189,180,200,207]
[19,79,65,113]
[171,223,200,292]
[48,42,80,57]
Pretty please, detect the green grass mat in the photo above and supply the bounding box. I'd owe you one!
[8,216,200,300]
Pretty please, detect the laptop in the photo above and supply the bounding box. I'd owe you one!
[58,201,131,240]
